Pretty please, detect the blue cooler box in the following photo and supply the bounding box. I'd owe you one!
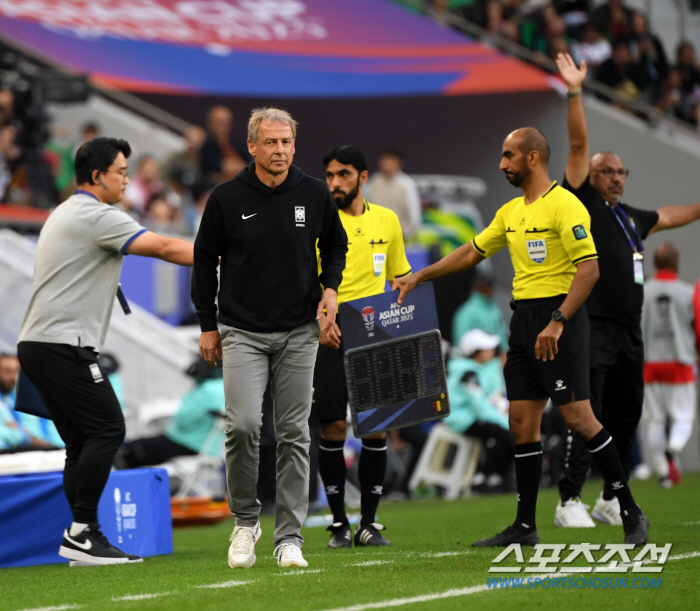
[0,468,173,569]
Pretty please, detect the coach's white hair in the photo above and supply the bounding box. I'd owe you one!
[247,107,298,143]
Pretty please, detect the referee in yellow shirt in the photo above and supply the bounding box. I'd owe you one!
[394,128,649,547]
[313,146,411,549]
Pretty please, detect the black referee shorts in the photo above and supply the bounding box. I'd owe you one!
[311,342,348,422]
[504,296,590,407]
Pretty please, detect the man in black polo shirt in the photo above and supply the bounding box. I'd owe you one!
[554,53,700,528]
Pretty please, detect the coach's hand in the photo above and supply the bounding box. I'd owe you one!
[535,320,563,362]
[200,330,223,366]
[556,52,587,91]
[317,288,338,333]
[319,314,342,349]
[392,275,418,305]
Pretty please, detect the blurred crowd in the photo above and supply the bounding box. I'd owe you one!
[426,0,700,125]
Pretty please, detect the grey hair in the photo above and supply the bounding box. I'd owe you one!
[247,107,298,143]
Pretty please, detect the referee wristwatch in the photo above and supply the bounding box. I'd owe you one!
[552,310,568,324]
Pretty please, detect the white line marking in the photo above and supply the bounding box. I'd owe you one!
[319,553,700,611]
[351,560,393,567]
[318,585,490,611]
[669,552,700,561]
[17,606,81,611]
[195,580,254,589]
[277,569,324,575]
[419,551,471,558]
[111,593,173,601]
[679,521,700,526]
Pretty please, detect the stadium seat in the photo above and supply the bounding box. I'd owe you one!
[408,423,481,500]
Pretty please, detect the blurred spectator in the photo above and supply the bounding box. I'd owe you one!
[187,181,213,236]
[629,12,668,86]
[79,122,100,146]
[200,106,248,183]
[365,148,422,240]
[114,358,225,470]
[444,330,513,493]
[651,68,691,122]
[121,154,162,217]
[570,22,611,69]
[522,4,571,63]
[590,0,633,41]
[676,41,700,105]
[163,124,206,190]
[552,0,591,34]
[452,269,509,353]
[142,191,185,236]
[595,37,653,102]
[0,120,21,202]
[0,353,62,452]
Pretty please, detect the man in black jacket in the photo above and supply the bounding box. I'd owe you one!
[554,53,700,529]
[192,107,347,569]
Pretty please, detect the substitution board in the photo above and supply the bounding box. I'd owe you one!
[339,282,450,437]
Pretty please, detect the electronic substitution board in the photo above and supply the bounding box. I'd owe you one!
[339,282,449,437]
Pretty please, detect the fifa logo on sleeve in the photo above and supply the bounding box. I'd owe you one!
[362,306,375,336]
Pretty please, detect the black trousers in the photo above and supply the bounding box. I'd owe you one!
[465,421,513,478]
[114,434,196,470]
[558,319,644,500]
[18,341,125,524]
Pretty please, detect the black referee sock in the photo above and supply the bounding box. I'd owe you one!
[513,442,543,534]
[586,429,637,512]
[318,439,348,525]
[359,438,387,526]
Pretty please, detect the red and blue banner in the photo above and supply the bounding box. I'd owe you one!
[0,0,551,97]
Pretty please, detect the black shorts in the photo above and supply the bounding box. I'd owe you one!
[504,296,590,407]
[311,342,348,422]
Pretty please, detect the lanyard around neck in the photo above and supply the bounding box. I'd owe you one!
[608,203,643,254]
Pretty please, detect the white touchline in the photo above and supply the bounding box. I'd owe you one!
[351,560,393,567]
[195,581,254,589]
[18,606,81,611]
[277,569,324,576]
[111,593,173,601]
[318,553,700,611]
[418,551,471,558]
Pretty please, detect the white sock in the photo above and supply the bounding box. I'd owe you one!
[69,522,89,537]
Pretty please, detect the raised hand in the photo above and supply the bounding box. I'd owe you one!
[556,53,587,92]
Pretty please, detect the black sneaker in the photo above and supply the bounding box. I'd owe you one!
[354,523,391,547]
[59,524,141,565]
[327,522,352,548]
[622,508,649,547]
[472,526,539,548]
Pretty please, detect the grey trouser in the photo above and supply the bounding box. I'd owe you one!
[220,319,320,547]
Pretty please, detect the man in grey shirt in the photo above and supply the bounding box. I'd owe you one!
[17,137,193,566]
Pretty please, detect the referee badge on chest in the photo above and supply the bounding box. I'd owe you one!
[373,253,386,277]
[526,239,547,264]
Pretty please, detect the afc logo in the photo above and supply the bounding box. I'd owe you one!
[295,206,306,224]
[362,306,375,337]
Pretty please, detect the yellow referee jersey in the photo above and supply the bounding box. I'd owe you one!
[318,199,411,304]
[472,182,597,300]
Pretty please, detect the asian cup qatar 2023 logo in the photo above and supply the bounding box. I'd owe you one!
[361,306,375,337]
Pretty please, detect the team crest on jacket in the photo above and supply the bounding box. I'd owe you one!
[373,253,386,277]
[526,239,547,264]
[295,206,305,225]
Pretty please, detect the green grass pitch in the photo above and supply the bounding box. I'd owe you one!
[2,474,699,611]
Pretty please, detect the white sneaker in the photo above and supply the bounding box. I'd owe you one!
[591,492,623,526]
[228,523,262,568]
[274,543,308,568]
[554,497,596,528]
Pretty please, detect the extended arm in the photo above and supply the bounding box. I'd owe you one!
[125,231,194,266]
[535,258,599,361]
[391,241,484,304]
[556,53,589,189]
[648,202,700,235]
